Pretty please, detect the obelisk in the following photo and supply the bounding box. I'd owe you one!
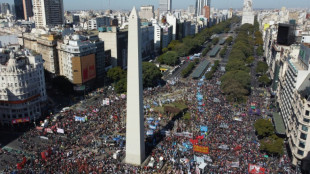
[125,7,145,165]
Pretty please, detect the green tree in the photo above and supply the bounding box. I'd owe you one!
[246,56,255,65]
[260,135,284,156]
[212,37,219,45]
[142,62,162,87]
[257,45,264,56]
[220,46,227,58]
[254,119,274,138]
[221,78,248,102]
[226,36,233,45]
[181,62,196,78]
[115,78,127,93]
[256,61,268,74]
[157,51,179,66]
[225,60,248,72]
[259,74,271,87]
[107,66,126,83]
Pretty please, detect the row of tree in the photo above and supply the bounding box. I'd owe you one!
[254,119,284,156]
[181,62,196,78]
[220,23,254,102]
[158,16,239,66]
[205,60,220,80]
[107,62,162,93]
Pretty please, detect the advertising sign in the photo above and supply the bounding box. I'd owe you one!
[12,117,30,124]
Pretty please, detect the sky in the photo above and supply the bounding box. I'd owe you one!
[0,0,309,10]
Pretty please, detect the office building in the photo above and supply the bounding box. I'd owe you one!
[33,0,64,28]
[159,0,172,14]
[0,50,46,126]
[204,6,210,20]
[139,5,154,20]
[15,0,33,20]
[1,3,11,15]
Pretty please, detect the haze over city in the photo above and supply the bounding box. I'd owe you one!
[0,0,309,10]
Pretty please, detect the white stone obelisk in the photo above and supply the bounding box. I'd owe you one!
[125,7,145,165]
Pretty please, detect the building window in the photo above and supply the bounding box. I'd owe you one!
[306,110,310,116]
[297,150,304,156]
[300,133,307,140]
[302,125,308,132]
[299,141,306,148]
[303,118,310,123]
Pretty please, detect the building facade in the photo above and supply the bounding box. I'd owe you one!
[159,0,172,14]
[33,0,64,28]
[139,5,154,20]
[57,35,96,85]
[0,50,46,126]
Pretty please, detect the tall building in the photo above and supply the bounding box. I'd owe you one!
[241,0,254,25]
[195,0,204,16]
[0,50,46,126]
[33,0,64,28]
[15,0,24,20]
[204,6,210,20]
[23,0,33,20]
[159,0,172,14]
[14,0,33,20]
[139,5,154,20]
[1,3,11,15]
[206,0,211,7]
[125,7,145,165]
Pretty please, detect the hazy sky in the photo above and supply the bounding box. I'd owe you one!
[0,0,309,10]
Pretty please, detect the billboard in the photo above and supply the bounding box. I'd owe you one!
[72,54,96,84]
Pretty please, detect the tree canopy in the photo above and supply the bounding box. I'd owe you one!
[157,51,179,66]
[254,119,274,138]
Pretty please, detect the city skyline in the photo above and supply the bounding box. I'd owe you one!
[0,0,310,10]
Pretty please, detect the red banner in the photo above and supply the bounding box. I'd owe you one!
[248,164,267,174]
[193,145,209,154]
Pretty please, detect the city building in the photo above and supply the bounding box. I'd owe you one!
[33,0,64,28]
[0,50,46,126]
[23,0,33,20]
[139,5,154,20]
[195,0,204,16]
[36,34,60,75]
[204,6,210,20]
[14,0,25,20]
[88,17,111,30]
[278,43,310,165]
[159,0,172,14]
[1,3,11,15]
[98,26,128,68]
[57,35,96,86]
[241,0,254,25]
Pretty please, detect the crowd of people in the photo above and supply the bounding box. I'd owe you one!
[0,66,296,173]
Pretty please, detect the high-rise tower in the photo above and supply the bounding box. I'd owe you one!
[159,0,172,14]
[33,0,64,28]
[125,7,145,165]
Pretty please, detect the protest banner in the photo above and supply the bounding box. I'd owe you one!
[193,145,209,154]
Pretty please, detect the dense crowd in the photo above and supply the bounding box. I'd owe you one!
[0,68,296,173]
